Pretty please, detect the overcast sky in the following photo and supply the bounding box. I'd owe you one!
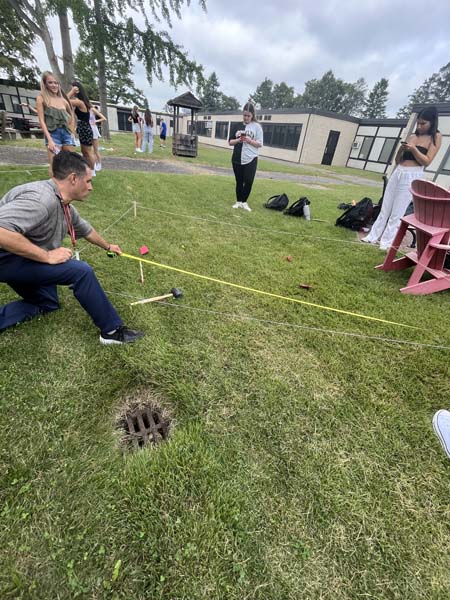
[36,0,450,116]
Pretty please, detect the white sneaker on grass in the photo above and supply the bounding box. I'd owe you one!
[241,202,252,212]
[95,162,102,171]
[232,202,243,209]
[432,409,450,459]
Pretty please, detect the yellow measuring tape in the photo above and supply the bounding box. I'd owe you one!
[119,252,417,329]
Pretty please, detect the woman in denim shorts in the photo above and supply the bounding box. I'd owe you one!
[128,106,143,152]
[36,71,75,176]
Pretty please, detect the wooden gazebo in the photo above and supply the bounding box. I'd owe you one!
[167,91,203,157]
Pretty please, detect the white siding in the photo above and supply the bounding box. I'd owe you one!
[365,162,386,173]
[357,126,378,136]
[368,138,385,161]
[347,159,365,169]
[377,126,401,137]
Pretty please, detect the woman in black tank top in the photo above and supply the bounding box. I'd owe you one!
[128,105,143,152]
[68,81,96,175]
[362,106,442,250]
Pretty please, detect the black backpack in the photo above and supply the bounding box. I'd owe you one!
[284,197,310,217]
[335,197,373,231]
[264,193,289,211]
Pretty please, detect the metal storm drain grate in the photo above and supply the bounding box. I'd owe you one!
[120,404,171,450]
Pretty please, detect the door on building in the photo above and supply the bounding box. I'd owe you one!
[321,130,340,165]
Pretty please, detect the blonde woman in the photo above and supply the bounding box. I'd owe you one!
[128,105,143,152]
[36,71,75,174]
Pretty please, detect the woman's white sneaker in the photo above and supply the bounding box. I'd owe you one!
[232,202,243,209]
[433,410,450,459]
[241,202,252,212]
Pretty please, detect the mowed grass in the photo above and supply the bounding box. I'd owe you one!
[1,164,450,599]
[0,133,382,181]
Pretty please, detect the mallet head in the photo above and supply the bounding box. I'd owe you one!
[171,287,183,299]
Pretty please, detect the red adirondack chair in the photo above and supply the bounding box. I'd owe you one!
[376,179,450,295]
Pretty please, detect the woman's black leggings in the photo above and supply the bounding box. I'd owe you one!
[232,158,258,203]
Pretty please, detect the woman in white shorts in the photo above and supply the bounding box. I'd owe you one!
[89,106,107,171]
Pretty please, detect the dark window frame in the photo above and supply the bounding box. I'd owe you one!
[358,136,375,160]
[261,122,302,150]
[215,121,229,140]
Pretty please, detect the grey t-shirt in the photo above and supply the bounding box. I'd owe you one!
[0,179,92,251]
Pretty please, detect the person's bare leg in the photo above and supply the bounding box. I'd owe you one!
[81,145,95,171]
[93,139,101,165]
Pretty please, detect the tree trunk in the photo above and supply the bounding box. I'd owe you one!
[35,0,63,81]
[94,0,110,139]
[59,8,74,91]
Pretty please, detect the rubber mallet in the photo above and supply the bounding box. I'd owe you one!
[130,287,183,306]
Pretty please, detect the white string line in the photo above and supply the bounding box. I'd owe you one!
[134,203,367,246]
[134,203,450,286]
[104,290,450,351]
[76,206,134,256]
[0,167,48,175]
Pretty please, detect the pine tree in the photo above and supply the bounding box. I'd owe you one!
[363,78,389,118]
[251,78,274,109]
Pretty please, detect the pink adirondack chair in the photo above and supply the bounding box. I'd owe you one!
[376,179,450,295]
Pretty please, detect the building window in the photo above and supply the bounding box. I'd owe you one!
[117,110,132,131]
[215,121,229,140]
[378,138,397,163]
[0,94,5,110]
[263,115,271,121]
[11,95,22,113]
[358,137,374,160]
[196,121,212,137]
[261,123,302,150]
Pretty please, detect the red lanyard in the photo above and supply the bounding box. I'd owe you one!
[62,203,77,249]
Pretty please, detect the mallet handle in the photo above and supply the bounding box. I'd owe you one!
[130,293,172,306]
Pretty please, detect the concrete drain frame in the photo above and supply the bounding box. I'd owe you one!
[117,392,172,450]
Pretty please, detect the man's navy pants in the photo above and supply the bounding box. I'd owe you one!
[0,253,123,334]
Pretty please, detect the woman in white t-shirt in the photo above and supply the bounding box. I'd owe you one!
[228,102,263,212]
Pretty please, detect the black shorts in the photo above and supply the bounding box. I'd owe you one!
[160,133,166,141]
[77,121,93,146]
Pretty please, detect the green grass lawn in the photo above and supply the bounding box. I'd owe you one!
[0,133,383,182]
[1,165,450,599]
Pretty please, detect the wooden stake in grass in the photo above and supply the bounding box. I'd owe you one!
[133,201,137,218]
[139,261,144,284]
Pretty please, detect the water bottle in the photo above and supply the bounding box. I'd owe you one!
[303,203,311,221]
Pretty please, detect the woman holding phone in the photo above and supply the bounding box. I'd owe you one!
[362,106,441,250]
[228,102,263,212]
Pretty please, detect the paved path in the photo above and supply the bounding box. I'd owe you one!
[0,146,381,189]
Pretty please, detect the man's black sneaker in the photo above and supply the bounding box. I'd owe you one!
[100,326,145,345]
